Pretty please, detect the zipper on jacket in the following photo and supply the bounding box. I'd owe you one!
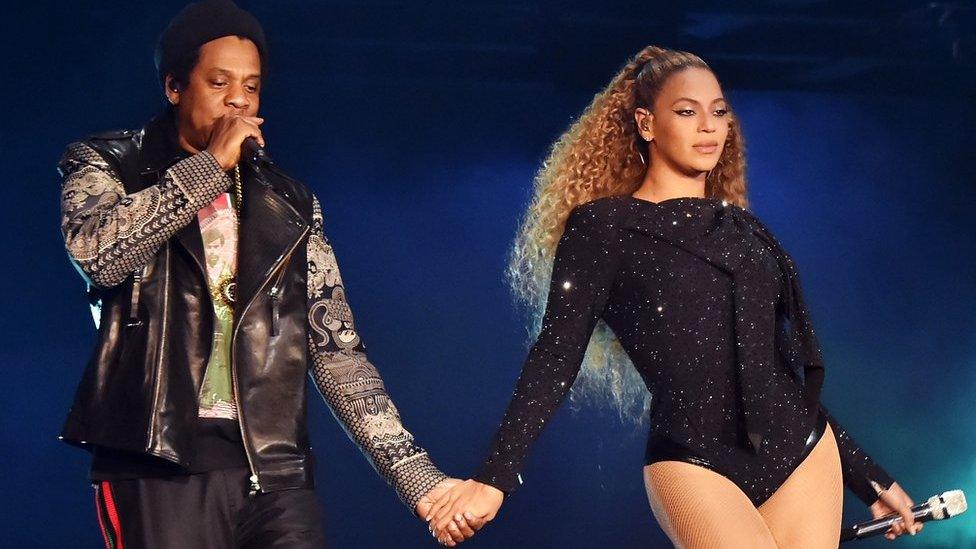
[268,253,293,337]
[126,266,148,327]
[146,246,170,453]
[231,224,310,496]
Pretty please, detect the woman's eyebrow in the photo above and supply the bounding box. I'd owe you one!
[671,97,727,106]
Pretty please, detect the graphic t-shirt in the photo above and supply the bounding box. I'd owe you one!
[90,191,249,479]
[197,192,239,419]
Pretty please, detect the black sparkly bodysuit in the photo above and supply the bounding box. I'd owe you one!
[474,196,895,507]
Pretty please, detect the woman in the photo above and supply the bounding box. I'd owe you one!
[427,46,923,547]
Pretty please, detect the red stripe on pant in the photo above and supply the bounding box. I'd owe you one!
[96,481,125,549]
[94,484,113,549]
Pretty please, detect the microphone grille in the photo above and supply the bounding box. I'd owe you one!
[929,490,967,519]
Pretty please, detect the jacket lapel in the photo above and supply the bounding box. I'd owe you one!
[234,167,309,322]
[130,109,211,280]
[174,218,208,280]
[131,108,311,322]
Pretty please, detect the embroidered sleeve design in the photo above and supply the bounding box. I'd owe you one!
[58,141,232,288]
[305,195,446,510]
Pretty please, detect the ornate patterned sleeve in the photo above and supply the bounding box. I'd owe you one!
[58,141,232,288]
[305,195,446,512]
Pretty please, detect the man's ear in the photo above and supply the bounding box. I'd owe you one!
[164,75,180,106]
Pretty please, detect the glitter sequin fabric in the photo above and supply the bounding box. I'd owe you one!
[475,196,894,507]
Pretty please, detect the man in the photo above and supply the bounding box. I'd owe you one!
[58,1,479,546]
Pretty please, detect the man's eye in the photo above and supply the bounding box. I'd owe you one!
[212,81,227,87]
[245,85,258,93]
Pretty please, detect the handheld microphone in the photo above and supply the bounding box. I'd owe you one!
[840,489,966,542]
[242,136,273,166]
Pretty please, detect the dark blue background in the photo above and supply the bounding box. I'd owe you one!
[3,1,975,547]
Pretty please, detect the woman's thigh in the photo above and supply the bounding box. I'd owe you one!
[643,460,778,549]
[757,422,843,549]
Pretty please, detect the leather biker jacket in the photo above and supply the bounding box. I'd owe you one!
[58,108,445,508]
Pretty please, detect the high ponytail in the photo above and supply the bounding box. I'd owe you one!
[507,45,749,421]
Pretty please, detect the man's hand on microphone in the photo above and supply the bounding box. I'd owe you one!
[870,482,923,540]
[206,114,265,171]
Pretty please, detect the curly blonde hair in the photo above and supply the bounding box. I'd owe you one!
[508,45,749,422]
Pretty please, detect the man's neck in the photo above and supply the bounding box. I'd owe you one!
[177,132,203,156]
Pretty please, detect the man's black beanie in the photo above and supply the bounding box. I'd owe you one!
[154,0,267,88]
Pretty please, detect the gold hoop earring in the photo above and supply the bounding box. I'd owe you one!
[638,150,646,166]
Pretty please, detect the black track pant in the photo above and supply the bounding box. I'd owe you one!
[92,466,326,549]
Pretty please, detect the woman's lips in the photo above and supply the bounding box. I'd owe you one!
[693,143,719,154]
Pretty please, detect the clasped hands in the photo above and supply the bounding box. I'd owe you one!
[415,478,505,546]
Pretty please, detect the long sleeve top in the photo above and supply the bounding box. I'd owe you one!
[474,196,895,507]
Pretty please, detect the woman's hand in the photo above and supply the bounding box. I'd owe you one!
[870,482,923,540]
[416,478,485,546]
[426,479,504,545]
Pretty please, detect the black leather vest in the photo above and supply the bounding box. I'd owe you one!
[61,109,317,493]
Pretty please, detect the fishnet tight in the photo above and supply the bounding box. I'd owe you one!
[643,423,843,548]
